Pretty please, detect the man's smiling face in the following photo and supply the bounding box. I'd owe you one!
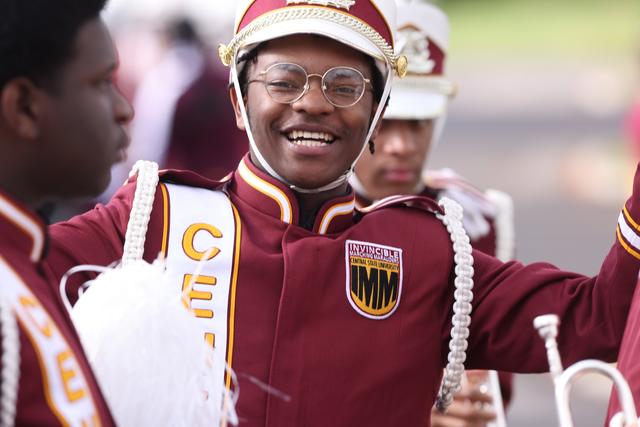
[233,34,380,189]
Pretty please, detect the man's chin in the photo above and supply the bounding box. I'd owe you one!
[280,171,346,192]
[74,173,111,200]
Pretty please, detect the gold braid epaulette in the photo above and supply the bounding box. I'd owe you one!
[218,6,408,77]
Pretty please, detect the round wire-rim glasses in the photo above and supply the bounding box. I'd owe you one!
[248,62,372,108]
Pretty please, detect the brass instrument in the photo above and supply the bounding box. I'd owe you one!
[486,370,507,427]
[533,314,639,427]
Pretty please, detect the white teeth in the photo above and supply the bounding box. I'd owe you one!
[290,139,328,147]
[287,130,335,143]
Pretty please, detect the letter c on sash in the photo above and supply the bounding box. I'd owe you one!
[182,223,222,261]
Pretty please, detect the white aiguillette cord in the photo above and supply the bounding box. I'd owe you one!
[122,160,159,265]
[435,197,474,413]
[0,291,19,427]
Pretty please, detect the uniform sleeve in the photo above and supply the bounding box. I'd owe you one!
[43,183,133,300]
[44,179,165,303]
[463,166,640,373]
[606,282,640,421]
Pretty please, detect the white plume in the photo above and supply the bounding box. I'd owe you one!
[70,260,238,427]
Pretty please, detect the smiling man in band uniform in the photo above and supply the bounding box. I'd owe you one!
[44,0,640,425]
[0,0,132,425]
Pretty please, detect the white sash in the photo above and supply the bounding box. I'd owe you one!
[163,184,238,384]
[0,256,100,426]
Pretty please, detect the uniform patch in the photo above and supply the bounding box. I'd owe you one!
[345,240,403,319]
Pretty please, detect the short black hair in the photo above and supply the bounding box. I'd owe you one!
[0,0,108,90]
[237,41,386,104]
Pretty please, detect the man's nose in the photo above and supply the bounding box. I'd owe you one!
[114,87,133,124]
[291,76,334,115]
[382,128,416,155]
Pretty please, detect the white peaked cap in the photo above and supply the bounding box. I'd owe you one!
[386,0,455,120]
[397,0,449,52]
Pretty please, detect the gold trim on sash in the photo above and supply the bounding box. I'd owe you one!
[225,203,242,390]
[160,183,170,257]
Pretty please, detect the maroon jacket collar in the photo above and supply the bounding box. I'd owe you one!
[0,188,46,262]
[230,155,355,234]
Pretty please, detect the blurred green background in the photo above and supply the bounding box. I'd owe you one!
[437,0,640,60]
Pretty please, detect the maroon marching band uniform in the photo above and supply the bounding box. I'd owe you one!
[45,155,640,426]
[0,189,114,426]
[355,170,502,257]
[355,169,514,404]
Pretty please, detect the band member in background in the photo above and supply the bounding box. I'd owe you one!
[45,0,640,425]
[0,0,132,424]
[352,3,513,425]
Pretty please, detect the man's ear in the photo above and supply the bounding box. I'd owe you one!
[370,103,386,140]
[229,86,246,131]
[0,78,42,141]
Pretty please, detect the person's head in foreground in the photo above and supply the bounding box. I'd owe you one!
[0,0,132,208]
[222,0,407,200]
[352,0,456,202]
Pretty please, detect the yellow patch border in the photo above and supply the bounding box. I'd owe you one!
[344,240,403,320]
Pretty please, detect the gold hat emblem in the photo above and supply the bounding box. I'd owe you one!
[397,28,435,75]
[396,55,408,78]
[286,0,356,11]
[218,44,232,66]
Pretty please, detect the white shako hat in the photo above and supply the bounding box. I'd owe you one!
[219,0,407,194]
[385,0,456,120]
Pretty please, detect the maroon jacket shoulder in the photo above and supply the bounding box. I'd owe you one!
[157,168,230,191]
[357,194,444,216]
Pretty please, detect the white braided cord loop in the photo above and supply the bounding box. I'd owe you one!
[435,197,474,412]
[0,293,19,427]
[122,161,159,266]
[219,6,401,73]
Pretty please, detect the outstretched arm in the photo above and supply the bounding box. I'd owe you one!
[463,165,640,373]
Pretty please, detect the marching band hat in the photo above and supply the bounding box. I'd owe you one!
[385,0,456,120]
[219,0,406,78]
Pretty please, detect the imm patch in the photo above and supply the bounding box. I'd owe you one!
[345,240,403,319]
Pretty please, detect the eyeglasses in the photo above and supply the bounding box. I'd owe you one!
[247,62,372,108]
